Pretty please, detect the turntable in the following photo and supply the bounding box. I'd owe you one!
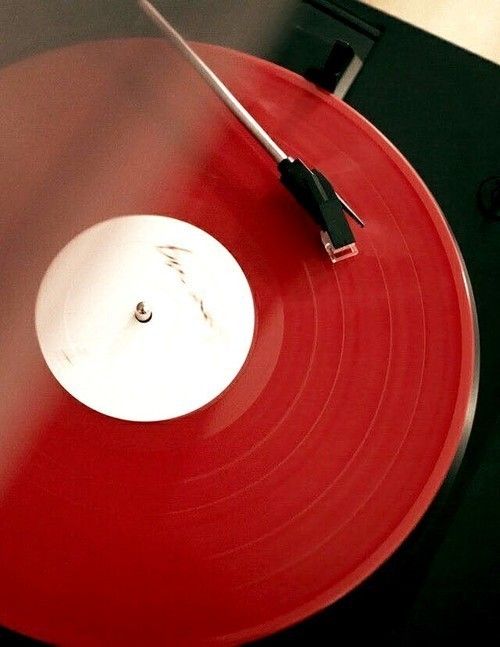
[0,1,498,644]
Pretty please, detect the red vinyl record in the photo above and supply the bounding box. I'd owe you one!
[0,38,477,645]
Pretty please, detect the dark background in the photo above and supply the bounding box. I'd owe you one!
[0,1,499,644]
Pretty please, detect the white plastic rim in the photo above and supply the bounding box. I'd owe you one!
[35,215,255,421]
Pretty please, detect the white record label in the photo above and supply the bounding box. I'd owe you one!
[35,215,255,421]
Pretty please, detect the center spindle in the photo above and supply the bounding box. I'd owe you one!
[135,301,152,323]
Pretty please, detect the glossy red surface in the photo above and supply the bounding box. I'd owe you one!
[0,39,476,645]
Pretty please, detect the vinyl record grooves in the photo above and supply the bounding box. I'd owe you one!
[0,39,477,645]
